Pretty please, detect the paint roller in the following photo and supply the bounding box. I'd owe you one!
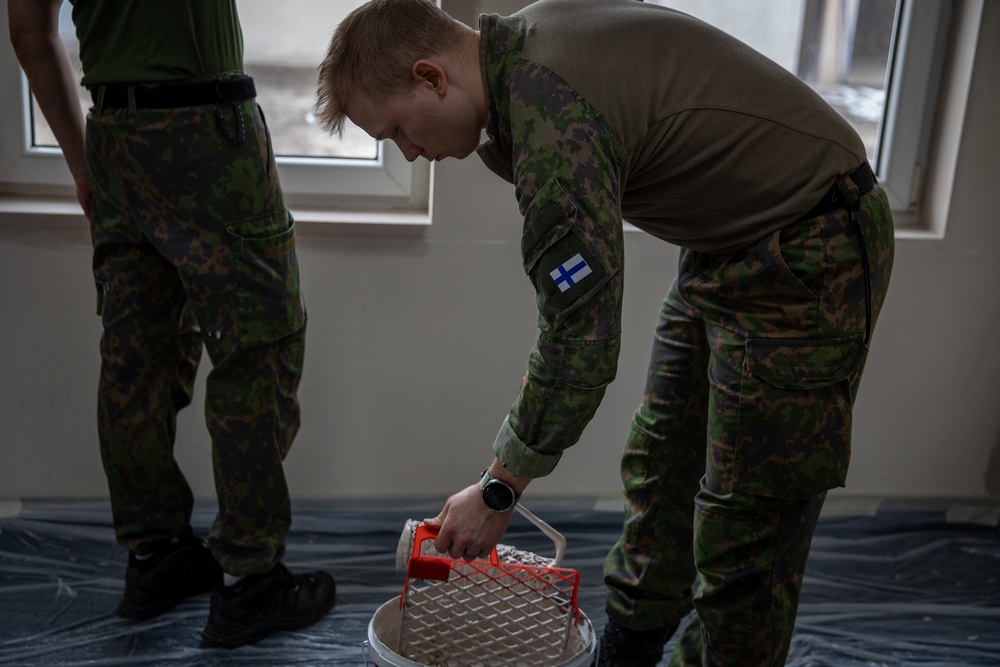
[395,504,567,570]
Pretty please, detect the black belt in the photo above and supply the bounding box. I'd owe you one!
[92,75,256,109]
[796,162,876,223]
[792,161,877,347]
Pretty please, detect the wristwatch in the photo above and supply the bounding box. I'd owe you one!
[479,469,520,513]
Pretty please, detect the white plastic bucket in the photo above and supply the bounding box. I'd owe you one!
[362,595,596,667]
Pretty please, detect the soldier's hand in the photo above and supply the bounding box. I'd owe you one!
[425,483,513,560]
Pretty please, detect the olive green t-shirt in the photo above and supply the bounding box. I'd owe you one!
[70,0,244,87]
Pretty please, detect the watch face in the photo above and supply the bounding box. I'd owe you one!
[482,480,515,511]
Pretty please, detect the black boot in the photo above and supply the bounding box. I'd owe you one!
[118,527,221,620]
[594,618,677,667]
[200,562,336,649]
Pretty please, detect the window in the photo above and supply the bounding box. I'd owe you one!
[0,0,970,234]
[0,0,431,224]
[647,0,953,231]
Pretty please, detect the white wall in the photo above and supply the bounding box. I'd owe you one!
[1,1,997,502]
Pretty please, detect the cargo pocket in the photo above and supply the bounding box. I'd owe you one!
[225,209,305,345]
[693,500,775,653]
[732,334,867,499]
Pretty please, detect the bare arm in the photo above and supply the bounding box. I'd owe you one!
[8,0,90,218]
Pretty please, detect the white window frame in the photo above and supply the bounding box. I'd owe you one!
[875,0,952,232]
[867,0,985,240]
[0,5,431,227]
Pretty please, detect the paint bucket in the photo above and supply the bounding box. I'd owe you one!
[361,595,597,667]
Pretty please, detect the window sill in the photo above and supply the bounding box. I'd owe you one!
[0,194,83,227]
[0,193,431,238]
[0,193,951,244]
[893,220,946,242]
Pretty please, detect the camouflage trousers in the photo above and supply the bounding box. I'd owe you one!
[604,174,894,666]
[86,88,306,576]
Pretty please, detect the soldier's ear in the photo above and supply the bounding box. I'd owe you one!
[412,59,447,96]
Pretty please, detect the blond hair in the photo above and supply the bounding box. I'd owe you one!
[315,0,469,136]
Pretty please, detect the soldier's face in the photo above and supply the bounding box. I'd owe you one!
[346,84,481,163]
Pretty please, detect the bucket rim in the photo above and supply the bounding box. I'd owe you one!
[364,596,596,667]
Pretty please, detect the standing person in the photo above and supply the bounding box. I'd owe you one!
[315,0,895,665]
[8,0,336,649]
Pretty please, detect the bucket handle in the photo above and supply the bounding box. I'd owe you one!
[515,503,567,566]
[361,639,371,666]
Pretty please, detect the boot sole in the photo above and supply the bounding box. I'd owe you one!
[118,583,215,621]
[200,596,336,649]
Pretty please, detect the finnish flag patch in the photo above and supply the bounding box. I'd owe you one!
[549,253,593,292]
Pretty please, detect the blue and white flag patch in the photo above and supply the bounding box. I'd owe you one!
[549,253,593,293]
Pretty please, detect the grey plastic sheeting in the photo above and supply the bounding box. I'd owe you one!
[0,497,998,666]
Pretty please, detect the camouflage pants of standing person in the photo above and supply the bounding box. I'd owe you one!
[86,88,307,577]
[604,173,894,666]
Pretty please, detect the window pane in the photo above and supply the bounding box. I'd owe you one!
[30,1,86,149]
[648,0,898,163]
[796,0,898,164]
[31,0,376,160]
[238,0,375,159]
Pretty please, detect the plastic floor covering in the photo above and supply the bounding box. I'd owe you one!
[1,496,998,666]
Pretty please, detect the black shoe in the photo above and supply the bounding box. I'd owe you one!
[200,563,336,649]
[118,527,221,620]
[594,618,677,667]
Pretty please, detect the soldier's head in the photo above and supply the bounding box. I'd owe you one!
[316,0,485,162]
